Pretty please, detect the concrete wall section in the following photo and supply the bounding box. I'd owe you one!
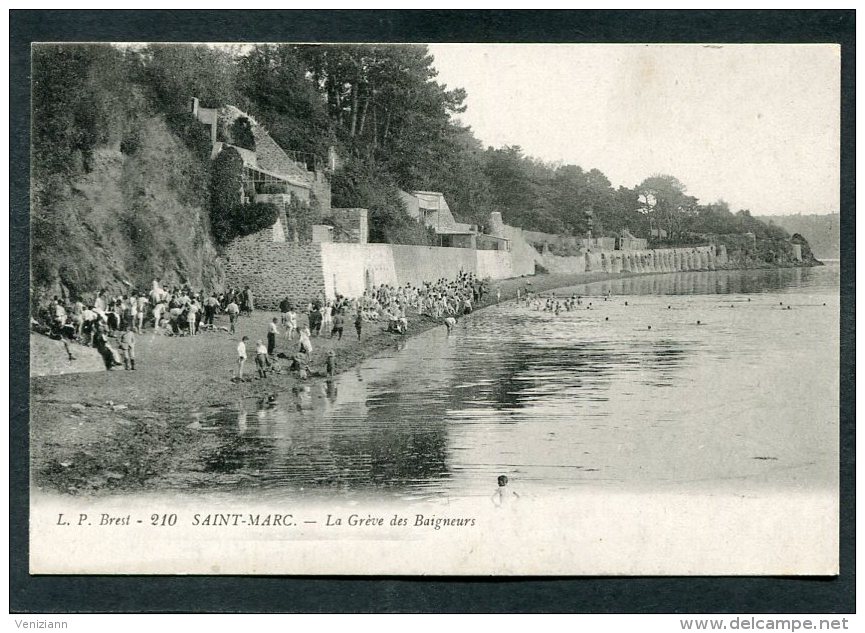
[319,242,522,300]
[320,243,398,298]
[476,249,515,280]
[391,244,478,286]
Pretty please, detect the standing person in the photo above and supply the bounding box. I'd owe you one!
[298,327,313,357]
[321,301,333,336]
[136,293,149,333]
[81,305,97,346]
[325,350,337,379]
[496,288,501,303]
[204,294,219,329]
[309,304,322,336]
[51,297,67,328]
[267,318,279,356]
[236,336,249,381]
[70,299,85,338]
[254,339,269,379]
[152,299,165,332]
[186,299,199,336]
[279,296,291,326]
[285,306,298,341]
[244,286,255,317]
[168,305,183,335]
[354,311,363,341]
[94,290,107,316]
[330,310,344,341]
[246,286,255,316]
[225,297,240,334]
[118,325,136,370]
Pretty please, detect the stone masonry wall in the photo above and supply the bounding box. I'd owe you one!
[223,235,326,310]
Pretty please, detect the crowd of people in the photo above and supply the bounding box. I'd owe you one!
[33,272,490,379]
[521,288,613,315]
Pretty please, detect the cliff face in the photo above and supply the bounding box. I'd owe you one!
[713,233,821,269]
[31,115,223,307]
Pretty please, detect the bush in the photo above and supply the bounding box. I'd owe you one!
[209,147,243,244]
[232,202,280,239]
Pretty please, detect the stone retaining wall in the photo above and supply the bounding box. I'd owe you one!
[223,235,325,309]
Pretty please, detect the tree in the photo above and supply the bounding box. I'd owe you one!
[331,156,434,245]
[32,44,136,176]
[482,146,537,225]
[236,44,334,158]
[143,43,237,115]
[636,174,697,241]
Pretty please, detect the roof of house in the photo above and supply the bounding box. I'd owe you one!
[215,104,313,184]
[253,129,312,182]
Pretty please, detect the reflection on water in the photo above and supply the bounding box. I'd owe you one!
[186,267,839,500]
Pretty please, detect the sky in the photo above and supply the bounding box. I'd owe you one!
[427,44,840,216]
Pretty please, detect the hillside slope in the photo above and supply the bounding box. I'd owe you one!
[31,115,222,306]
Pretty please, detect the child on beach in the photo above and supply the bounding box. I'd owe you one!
[255,339,269,379]
[236,336,249,381]
[354,311,363,340]
[331,310,344,340]
[118,326,136,370]
[325,350,336,379]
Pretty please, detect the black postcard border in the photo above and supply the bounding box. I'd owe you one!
[9,9,856,614]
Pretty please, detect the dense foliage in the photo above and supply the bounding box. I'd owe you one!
[209,146,244,244]
[231,202,280,240]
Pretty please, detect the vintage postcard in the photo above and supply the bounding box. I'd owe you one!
[28,41,840,575]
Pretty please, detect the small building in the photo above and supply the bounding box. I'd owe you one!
[399,190,479,248]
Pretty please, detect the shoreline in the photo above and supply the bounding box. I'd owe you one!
[30,261,817,401]
[28,262,812,495]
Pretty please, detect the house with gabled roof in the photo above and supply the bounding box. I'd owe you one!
[398,189,480,248]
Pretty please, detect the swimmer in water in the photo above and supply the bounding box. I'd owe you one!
[491,474,519,507]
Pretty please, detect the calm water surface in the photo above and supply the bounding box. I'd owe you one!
[192,266,839,500]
